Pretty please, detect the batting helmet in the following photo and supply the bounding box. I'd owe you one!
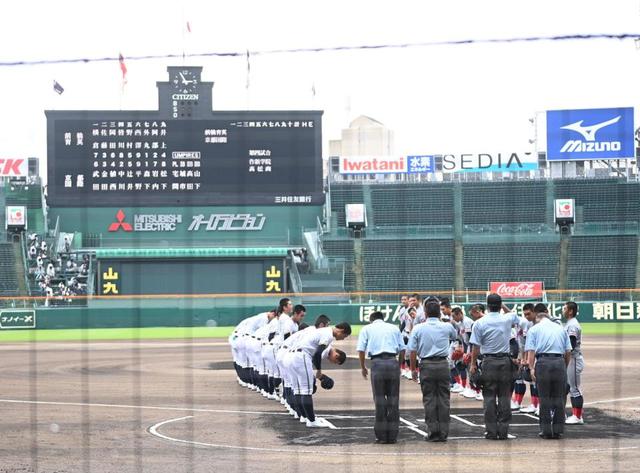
[320,374,334,390]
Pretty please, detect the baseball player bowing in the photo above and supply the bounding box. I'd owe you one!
[231,309,277,391]
[278,315,330,418]
[285,322,351,427]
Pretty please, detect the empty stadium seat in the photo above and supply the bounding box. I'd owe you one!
[363,239,455,292]
[567,236,637,289]
[463,241,559,290]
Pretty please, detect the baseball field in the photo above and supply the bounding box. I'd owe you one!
[0,326,638,473]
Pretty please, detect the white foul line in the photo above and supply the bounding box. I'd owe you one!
[399,417,428,437]
[320,418,338,430]
[147,415,638,457]
[0,398,290,416]
[450,415,476,427]
[585,396,640,406]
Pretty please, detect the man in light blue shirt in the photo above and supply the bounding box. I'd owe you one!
[357,311,406,444]
[408,301,458,442]
[469,293,521,440]
[525,310,572,439]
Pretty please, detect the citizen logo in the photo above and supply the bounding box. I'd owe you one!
[172,94,199,100]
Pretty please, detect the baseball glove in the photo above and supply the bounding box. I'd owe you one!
[462,353,471,365]
[320,374,334,390]
[451,348,464,361]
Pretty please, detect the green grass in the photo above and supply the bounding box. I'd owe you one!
[0,326,234,342]
[580,323,640,335]
[0,323,634,343]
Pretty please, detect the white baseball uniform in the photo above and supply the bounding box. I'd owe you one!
[286,327,334,395]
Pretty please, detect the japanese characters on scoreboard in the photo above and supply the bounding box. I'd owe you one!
[46,112,323,207]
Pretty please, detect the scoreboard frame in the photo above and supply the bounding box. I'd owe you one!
[45,109,324,207]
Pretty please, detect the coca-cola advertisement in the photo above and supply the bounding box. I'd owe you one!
[489,281,544,299]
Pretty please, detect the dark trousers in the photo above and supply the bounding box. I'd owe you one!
[535,357,568,436]
[419,359,451,439]
[370,358,400,442]
[481,357,513,438]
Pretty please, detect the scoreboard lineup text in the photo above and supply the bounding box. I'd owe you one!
[46,111,324,207]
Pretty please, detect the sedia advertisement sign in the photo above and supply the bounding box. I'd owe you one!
[440,152,538,173]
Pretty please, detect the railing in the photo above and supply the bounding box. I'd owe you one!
[41,185,49,235]
[328,169,635,184]
[287,251,302,294]
[463,223,555,234]
[327,225,454,239]
[18,232,32,298]
[80,234,294,248]
[573,221,640,235]
[86,252,95,296]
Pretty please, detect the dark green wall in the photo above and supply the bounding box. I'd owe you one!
[49,206,322,246]
[3,301,636,330]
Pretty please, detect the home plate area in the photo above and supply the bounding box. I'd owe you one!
[262,408,640,445]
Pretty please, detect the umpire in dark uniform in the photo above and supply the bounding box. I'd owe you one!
[408,300,458,442]
[525,310,572,439]
[469,293,522,440]
[357,311,406,444]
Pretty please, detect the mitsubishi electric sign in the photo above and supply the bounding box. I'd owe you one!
[107,209,265,232]
[546,107,634,161]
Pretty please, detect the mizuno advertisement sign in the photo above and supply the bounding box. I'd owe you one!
[546,107,635,161]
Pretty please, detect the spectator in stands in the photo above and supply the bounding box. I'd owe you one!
[28,244,37,260]
[40,240,47,253]
[64,237,71,253]
[36,255,44,269]
[28,232,37,245]
[46,263,56,279]
[79,262,88,276]
[66,259,78,273]
[44,285,54,307]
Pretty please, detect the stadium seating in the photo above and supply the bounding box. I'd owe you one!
[370,184,454,226]
[4,184,42,209]
[554,179,639,223]
[362,239,455,292]
[329,184,364,227]
[0,243,19,296]
[321,238,356,291]
[462,241,559,290]
[461,181,547,225]
[567,236,638,289]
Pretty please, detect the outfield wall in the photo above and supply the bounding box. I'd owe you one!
[0,301,637,330]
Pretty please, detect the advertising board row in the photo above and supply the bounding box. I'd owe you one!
[338,107,636,174]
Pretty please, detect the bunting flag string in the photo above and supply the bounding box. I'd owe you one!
[2,33,638,67]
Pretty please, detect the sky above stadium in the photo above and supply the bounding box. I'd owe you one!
[1,0,639,179]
